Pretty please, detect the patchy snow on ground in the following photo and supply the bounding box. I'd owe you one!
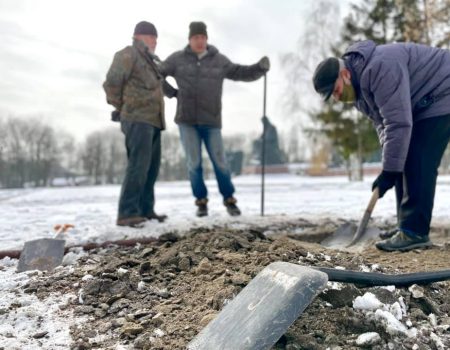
[0,174,449,349]
[1,174,449,251]
[0,258,84,350]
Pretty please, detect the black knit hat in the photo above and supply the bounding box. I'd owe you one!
[134,21,158,37]
[312,57,340,101]
[189,21,207,39]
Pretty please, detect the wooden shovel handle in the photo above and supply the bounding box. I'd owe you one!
[366,187,380,213]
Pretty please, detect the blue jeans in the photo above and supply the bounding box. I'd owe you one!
[178,124,235,200]
[118,121,161,219]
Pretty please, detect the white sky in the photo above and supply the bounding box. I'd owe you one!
[0,0,352,141]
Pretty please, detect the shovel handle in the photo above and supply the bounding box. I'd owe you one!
[366,187,379,213]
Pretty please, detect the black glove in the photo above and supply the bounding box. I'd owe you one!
[258,56,270,72]
[372,170,402,198]
[111,110,121,122]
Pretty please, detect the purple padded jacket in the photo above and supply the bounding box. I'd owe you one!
[343,40,450,171]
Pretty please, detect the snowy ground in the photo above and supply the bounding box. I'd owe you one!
[0,174,449,349]
[0,174,449,251]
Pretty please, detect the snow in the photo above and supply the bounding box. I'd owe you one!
[356,332,381,346]
[375,309,417,337]
[353,292,384,311]
[0,258,85,349]
[0,174,448,251]
[0,173,449,349]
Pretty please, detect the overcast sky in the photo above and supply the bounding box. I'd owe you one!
[0,0,352,141]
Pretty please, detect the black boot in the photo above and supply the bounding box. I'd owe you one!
[379,228,398,239]
[116,216,146,228]
[195,198,208,217]
[146,212,168,223]
[224,197,241,216]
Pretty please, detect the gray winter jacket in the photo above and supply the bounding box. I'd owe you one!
[343,40,450,172]
[161,45,266,128]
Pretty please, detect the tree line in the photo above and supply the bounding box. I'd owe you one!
[0,116,310,189]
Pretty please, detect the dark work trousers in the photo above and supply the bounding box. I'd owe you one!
[118,120,161,220]
[394,114,450,236]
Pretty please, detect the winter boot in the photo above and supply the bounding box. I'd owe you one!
[146,212,168,223]
[379,228,398,239]
[116,216,146,228]
[195,198,208,217]
[375,231,432,252]
[224,197,241,216]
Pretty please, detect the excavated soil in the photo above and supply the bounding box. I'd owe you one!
[22,219,450,349]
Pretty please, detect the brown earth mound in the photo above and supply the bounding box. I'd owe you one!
[24,219,450,349]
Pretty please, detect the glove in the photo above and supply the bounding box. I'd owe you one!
[372,170,402,198]
[258,56,270,72]
[111,110,121,122]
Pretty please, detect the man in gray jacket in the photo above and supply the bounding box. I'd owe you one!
[161,21,270,217]
[313,40,450,252]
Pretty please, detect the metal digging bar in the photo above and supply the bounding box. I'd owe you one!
[261,73,267,216]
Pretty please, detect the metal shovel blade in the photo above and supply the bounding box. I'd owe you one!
[347,188,379,247]
[17,238,65,272]
[321,222,356,249]
[321,188,380,249]
[187,262,328,350]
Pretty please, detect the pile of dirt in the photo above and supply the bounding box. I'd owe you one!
[23,220,450,349]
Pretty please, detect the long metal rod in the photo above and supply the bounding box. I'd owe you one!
[261,74,267,216]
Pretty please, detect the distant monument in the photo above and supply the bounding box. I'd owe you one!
[244,116,288,174]
[251,116,286,165]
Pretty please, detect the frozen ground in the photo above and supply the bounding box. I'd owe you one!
[0,174,449,251]
[0,174,449,349]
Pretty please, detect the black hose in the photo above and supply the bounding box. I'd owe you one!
[314,267,450,287]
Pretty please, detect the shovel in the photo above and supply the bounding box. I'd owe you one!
[347,187,379,246]
[17,224,74,273]
[187,262,328,350]
[321,188,380,249]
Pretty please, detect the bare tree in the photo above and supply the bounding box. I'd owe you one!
[82,132,106,185]
[280,0,341,173]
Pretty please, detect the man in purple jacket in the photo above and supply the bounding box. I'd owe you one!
[313,40,450,252]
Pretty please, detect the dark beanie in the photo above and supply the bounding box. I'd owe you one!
[189,21,207,39]
[134,21,158,37]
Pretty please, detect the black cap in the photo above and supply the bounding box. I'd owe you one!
[189,21,207,39]
[312,57,340,101]
[134,21,158,37]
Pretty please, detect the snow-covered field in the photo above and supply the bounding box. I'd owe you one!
[0,174,449,251]
[0,174,449,349]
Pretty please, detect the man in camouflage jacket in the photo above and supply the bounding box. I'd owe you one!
[103,21,174,227]
[160,21,270,217]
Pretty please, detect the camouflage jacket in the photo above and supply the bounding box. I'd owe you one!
[103,40,165,129]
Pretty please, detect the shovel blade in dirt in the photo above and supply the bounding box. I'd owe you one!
[321,222,356,248]
[347,188,379,246]
[321,188,380,249]
[187,262,328,350]
[17,238,65,272]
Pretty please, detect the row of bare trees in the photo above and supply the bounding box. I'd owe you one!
[0,118,74,188]
[0,116,306,189]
